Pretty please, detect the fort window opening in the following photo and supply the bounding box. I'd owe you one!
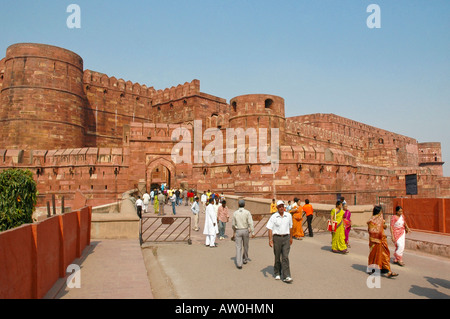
[232,101,237,112]
[265,99,273,109]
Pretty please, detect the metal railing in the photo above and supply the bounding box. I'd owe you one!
[140,215,192,245]
[251,214,271,237]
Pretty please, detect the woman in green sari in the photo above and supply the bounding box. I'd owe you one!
[153,192,160,215]
[331,201,348,254]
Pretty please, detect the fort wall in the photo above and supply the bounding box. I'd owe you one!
[0,43,86,150]
[0,42,448,209]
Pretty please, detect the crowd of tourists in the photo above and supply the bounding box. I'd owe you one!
[135,184,201,217]
[135,188,411,282]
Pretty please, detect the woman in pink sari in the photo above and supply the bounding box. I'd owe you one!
[343,204,352,248]
[390,206,411,266]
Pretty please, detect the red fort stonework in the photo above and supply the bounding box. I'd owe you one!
[0,43,449,208]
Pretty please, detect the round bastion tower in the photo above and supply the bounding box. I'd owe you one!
[228,94,286,145]
[0,43,87,150]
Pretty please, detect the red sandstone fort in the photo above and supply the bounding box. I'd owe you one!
[1,43,449,209]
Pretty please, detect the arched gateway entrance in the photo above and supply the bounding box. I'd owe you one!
[146,157,176,192]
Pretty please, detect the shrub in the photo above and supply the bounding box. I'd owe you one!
[0,169,37,231]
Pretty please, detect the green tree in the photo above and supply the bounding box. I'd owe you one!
[0,169,37,231]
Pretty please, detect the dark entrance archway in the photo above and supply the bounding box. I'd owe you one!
[146,157,176,192]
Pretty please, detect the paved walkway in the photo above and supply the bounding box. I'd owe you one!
[45,238,153,299]
[46,201,450,299]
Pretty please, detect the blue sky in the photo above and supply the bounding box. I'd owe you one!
[1,0,449,176]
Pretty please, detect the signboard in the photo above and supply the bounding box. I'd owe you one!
[405,174,418,195]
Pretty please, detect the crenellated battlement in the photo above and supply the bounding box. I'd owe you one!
[286,119,366,150]
[289,113,417,146]
[83,69,200,104]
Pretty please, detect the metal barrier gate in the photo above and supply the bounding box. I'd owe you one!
[140,215,192,245]
[251,214,271,237]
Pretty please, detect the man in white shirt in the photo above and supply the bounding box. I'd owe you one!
[191,196,200,231]
[203,198,219,247]
[200,191,208,214]
[170,193,177,215]
[135,196,143,219]
[266,200,293,283]
[142,191,150,213]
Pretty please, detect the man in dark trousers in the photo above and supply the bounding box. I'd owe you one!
[266,200,293,283]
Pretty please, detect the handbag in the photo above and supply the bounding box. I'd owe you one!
[327,209,338,232]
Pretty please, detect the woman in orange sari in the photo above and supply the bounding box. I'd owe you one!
[367,206,398,278]
[290,197,304,240]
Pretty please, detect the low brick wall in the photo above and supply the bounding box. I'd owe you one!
[90,192,140,239]
[224,194,373,229]
[0,206,92,299]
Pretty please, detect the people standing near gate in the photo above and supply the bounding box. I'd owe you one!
[167,188,173,205]
[217,200,230,240]
[266,200,293,283]
[213,196,220,217]
[367,205,398,277]
[331,201,348,254]
[175,188,181,206]
[135,196,143,219]
[153,192,160,215]
[390,205,411,266]
[290,197,304,240]
[286,201,292,214]
[183,188,188,206]
[232,199,255,269]
[170,191,177,215]
[303,199,314,237]
[191,196,200,231]
[142,191,150,214]
[343,203,352,247]
[201,191,208,214]
[270,199,277,214]
[157,191,165,215]
[203,198,219,247]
